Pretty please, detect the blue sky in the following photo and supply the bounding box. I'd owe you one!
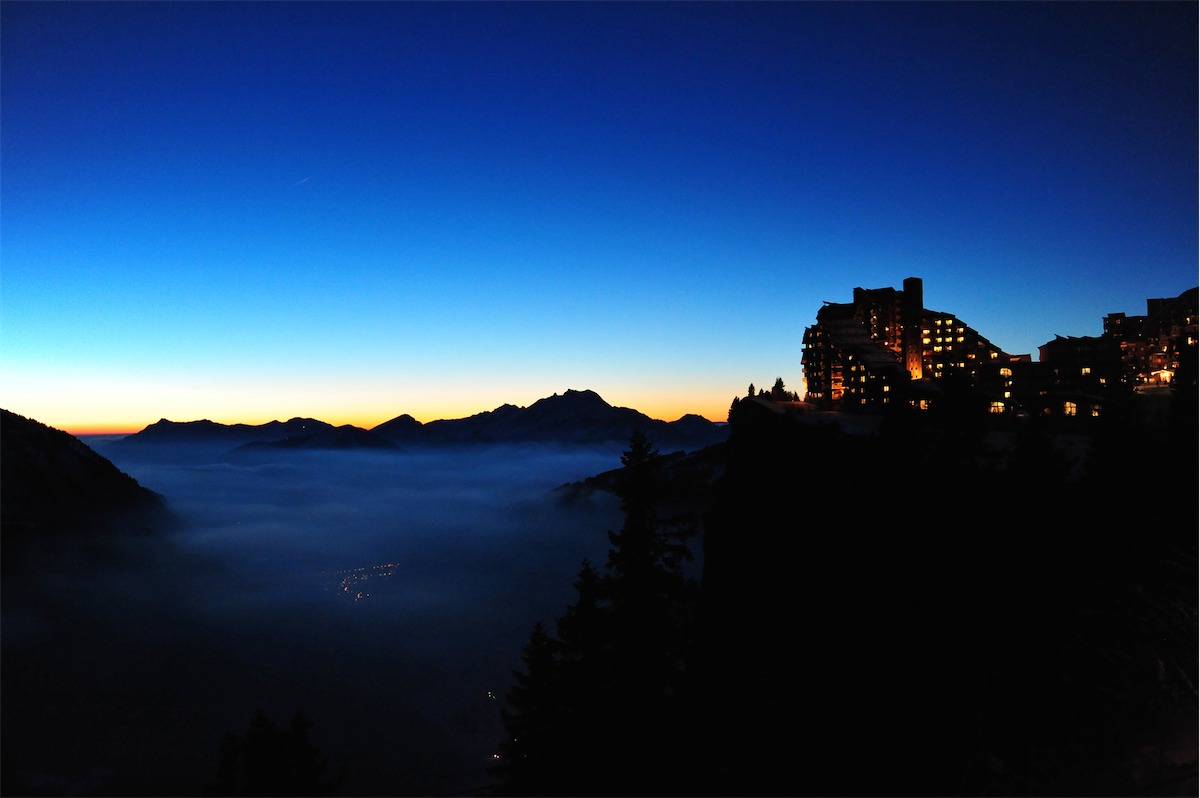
[2,1,1196,432]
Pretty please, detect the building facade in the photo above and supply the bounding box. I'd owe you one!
[801,278,1198,420]
[1098,287,1199,388]
[802,277,1030,413]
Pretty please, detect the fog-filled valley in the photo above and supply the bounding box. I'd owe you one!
[4,395,1196,798]
[3,438,631,796]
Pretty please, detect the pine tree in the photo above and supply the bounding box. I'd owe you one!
[492,623,564,796]
[555,560,609,687]
[610,429,699,790]
[491,429,700,795]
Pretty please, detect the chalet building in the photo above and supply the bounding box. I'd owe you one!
[801,277,1198,421]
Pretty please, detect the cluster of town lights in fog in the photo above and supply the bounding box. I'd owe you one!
[331,562,399,601]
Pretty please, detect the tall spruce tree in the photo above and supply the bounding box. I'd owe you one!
[491,429,700,796]
[606,427,696,701]
[492,622,567,795]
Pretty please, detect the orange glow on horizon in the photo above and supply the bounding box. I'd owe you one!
[54,397,730,439]
[64,424,145,437]
[29,383,740,439]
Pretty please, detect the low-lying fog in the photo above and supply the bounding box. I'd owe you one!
[3,439,628,796]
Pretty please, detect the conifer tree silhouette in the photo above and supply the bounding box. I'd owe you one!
[492,622,567,794]
[491,429,699,796]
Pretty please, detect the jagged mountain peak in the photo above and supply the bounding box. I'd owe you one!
[526,389,613,416]
[117,389,728,452]
[547,388,606,403]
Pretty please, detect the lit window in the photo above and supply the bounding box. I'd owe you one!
[1000,368,1012,378]
[934,345,943,352]
[882,384,890,392]
[1064,401,1077,416]
[1081,367,1091,376]
[1091,405,1101,417]
[923,337,931,345]
[956,336,964,343]
[989,402,1004,414]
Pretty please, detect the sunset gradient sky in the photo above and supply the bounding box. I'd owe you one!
[3,1,1196,434]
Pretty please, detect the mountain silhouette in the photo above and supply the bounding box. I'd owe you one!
[116,417,336,448]
[370,412,422,439]
[119,389,728,453]
[373,389,727,450]
[233,424,399,453]
[1,409,175,568]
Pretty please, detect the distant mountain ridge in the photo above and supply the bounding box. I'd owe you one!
[121,417,336,446]
[375,389,722,448]
[117,389,728,453]
[235,425,400,453]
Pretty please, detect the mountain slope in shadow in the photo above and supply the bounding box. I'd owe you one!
[2,408,176,571]
[233,424,400,453]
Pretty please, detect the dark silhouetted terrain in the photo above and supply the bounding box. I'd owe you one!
[1,408,174,565]
[489,392,1198,797]
[233,424,400,453]
[3,391,1194,797]
[116,389,728,455]
[375,389,724,451]
[115,416,336,448]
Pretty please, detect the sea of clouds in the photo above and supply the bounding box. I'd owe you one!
[3,439,627,796]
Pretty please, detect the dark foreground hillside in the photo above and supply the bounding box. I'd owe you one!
[490,393,1198,797]
[2,398,1193,796]
[1,409,175,569]
[693,396,1196,796]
